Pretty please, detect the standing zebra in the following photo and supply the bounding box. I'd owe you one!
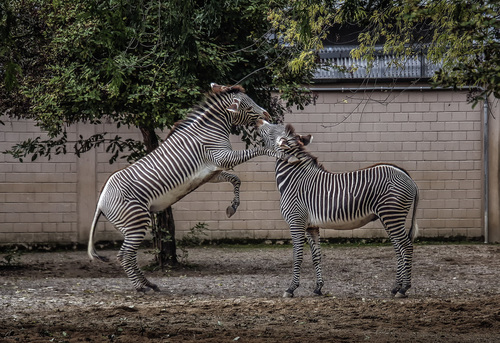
[88,84,291,292]
[270,124,419,298]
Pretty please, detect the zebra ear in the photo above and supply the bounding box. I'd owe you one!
[299,135,313,146]
[227,97,241,112]
[211,83,230,94]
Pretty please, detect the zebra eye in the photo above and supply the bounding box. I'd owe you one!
[279,138,290,149]
[227,98,241,112]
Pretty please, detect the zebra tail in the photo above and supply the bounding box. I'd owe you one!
[408,187,420,242]
[87,207,109,262]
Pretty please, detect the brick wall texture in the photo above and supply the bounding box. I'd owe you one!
[0,88,489,244]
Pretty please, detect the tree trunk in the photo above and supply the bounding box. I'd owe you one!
[153,206,178,268]
[140,127,178,267]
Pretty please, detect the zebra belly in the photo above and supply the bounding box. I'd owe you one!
[310,213,378,230]
[149,167,219,213]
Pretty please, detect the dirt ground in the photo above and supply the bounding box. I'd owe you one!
[1,243,500,342]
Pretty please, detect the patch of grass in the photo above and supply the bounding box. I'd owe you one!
[184,236,489,250]
[0,248,23,267]
[0,235,489,255]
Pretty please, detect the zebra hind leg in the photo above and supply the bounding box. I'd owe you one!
[388,234,413,298]
[394,238,414,298]
[381,213,414,298]
[118,231,160,293]
[390,246,404,296]
[284,230,306,298]
[306,227,324,296]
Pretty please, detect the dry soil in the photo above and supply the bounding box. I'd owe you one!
[1,244,500,342]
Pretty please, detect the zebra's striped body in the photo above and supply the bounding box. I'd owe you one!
[272,125,419,298]
[88,84,284,292]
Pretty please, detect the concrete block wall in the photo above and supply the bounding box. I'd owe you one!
[141,87,486,241]
[281,88,484,240]
[0,122,79,243]
[0,87,487,244]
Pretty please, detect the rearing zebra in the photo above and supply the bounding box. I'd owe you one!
[268,124,419,298]
[88,84,290,292]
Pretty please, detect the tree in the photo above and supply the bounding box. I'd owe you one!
[0,0,47,121]
[269,0,500,106]
[1,0,312,266]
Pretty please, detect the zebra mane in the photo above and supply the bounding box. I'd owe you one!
[284,124,326,170]
[165,86,246,139]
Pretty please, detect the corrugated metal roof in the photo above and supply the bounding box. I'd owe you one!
[314,45,442,80]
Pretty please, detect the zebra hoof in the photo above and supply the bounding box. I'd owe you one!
[136,285,160,293]
[283,291,294,298]
[394,291,408,298]
[391,286,401,295]
[313,289,323,296]
[226,206,236,218]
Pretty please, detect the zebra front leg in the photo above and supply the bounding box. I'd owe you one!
[118,231,160,293]
[306,227,324,296]
[209,171,241,218]
[284,230,306,298]
[209,147,295,174]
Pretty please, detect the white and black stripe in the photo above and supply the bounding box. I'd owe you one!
[270,124,419,298]
[87,84,280,292]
